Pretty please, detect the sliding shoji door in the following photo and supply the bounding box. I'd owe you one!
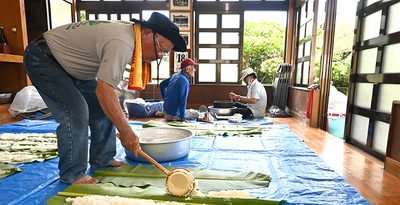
[346,0,400,160]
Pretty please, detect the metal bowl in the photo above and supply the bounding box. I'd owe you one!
[125,127,194,162]
[208,106,236,116]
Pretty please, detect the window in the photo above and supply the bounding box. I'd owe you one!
[48,0,73,29]
[295,0,314,86]
[195,12,242,84]
[347,1,400,160]
[243,11,287,84]
[194,0,289,84]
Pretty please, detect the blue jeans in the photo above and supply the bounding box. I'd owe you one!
[24,41,116,183]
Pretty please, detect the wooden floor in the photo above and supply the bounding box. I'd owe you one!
[1,115,400,204]
[271,117,400,205]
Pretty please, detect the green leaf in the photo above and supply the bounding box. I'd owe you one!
[141,121,263,136]
[0,163,22,178]
[94,164,271,192]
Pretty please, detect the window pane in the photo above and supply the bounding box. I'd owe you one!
[300,3,307,25]
[354,83,373,109]
[199,48,217,60]
[121,14,130,21]
[297,44,304,58]
[143,10,169,20]
[199,14,217,28]
[302,61,309,84]
[387,2,400,34]
[361,11,381,41]
[199,32,217,44]
[299,25,305,39]
[50,0,72,28]
[151,57,170,82]
[221,48,239,60]
[221,32,239,44]
[88,14,96,20]
[110,14,118,20]
[350,114,369,144]
[365,0,380,7]
[98,14,108,20]
[198,64,216,82]
[296,63,302,84]
[373,121,389,154]
[131,13,140,20]
[221,64,239,82]
[222,14,240,28]
[377,84,400,113]
[306,20,313,36]
[307,0,314,17]
[382,43,400,73]
[357,48,377,74]
[304,41,311,56]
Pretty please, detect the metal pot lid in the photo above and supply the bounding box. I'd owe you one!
[213,100,234,108]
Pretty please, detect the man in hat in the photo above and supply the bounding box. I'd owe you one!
[160,58,198,121]
[229,68,267,119]
[23,12,186,184]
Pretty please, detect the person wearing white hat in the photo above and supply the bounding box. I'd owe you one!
[229,68,267,118]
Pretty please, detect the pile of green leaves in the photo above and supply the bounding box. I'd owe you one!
[142,121,263,136]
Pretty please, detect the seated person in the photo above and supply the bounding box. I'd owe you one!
[229,68,267,119]
[160,58,199,121]
[124,98,164,118]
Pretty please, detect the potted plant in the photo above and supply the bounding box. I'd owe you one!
[0,27,10,54]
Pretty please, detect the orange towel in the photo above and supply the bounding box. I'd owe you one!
[128,24,151,91]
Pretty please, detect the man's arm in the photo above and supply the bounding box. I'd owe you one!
[96,79,139,157]
[229,92,257,104]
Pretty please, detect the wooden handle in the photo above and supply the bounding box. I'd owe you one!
[138,149,170,175]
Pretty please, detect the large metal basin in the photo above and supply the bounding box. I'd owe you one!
[208,106,236,116]
[125,127,194,162]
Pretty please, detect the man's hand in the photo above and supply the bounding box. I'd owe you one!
[229,92,238,102]
[117,131,140,157]
[229,92,240,102]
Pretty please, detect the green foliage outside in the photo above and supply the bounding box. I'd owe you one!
[313,24,352,94]
[243,20,352,94]
[331,24,352,94]
[243,21,286,84]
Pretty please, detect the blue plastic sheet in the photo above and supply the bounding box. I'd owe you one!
[0,119,369,205]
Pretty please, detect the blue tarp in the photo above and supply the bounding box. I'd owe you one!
[0,119,369,205]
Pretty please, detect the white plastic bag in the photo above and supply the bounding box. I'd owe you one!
[328,82,347,114]
[8,86,47,117]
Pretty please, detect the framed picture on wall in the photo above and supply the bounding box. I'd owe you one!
[170,12,190,31]
[170,0,191,11]
[180,32,190,49]
[174,51,189,72]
